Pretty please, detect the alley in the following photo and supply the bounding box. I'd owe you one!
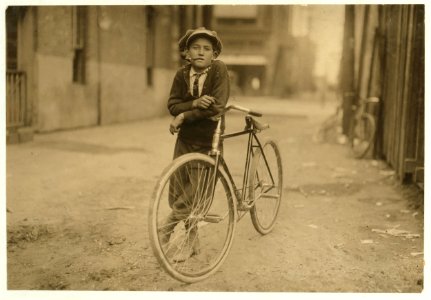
[6,97,424,292]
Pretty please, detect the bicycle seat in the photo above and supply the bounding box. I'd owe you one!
[250,116,269,131]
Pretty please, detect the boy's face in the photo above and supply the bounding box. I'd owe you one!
[187,37,216,72]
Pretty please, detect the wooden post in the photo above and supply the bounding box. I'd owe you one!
[340,5,355,135]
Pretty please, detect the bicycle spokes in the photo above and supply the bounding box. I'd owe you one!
[249,140,283,234]
[351,114,376,158]
[150,154,236,282]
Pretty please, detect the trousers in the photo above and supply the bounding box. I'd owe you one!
[168,138,222,222]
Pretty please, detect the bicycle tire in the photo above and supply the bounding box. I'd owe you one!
[350,113,376,159]
[315,112,339,143]
[249,140,283,235]
[149,153,236,283]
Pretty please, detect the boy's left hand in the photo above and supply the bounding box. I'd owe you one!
[169,113,185,135]
[192,95,215,109]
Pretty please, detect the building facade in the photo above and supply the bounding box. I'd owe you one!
[210,5,316,97]
[6,6,183,140]
[6,5,318,141]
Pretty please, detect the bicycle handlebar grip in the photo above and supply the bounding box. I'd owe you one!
[228,104,263,117]
[248,110,263,117]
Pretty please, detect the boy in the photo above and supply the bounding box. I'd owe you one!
[161,27,230,262]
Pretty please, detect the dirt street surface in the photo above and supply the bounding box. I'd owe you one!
[5,96,425,293]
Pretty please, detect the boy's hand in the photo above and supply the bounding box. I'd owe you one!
[169,113,184,135]
[192,95,215,109]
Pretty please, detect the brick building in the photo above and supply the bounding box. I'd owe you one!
[6,6,183,140]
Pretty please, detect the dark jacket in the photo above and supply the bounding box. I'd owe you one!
[167,60,230,146]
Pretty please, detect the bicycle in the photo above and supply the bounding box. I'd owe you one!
[148,104,283,283]
[314,105,344,144]
[349,97,379,159]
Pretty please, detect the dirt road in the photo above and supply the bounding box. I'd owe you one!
[6,97,424,292]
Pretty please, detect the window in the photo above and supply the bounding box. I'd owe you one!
[6,7,19,70]
[72,6,86,84]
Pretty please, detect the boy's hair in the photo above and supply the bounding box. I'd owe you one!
[178,27,223,60]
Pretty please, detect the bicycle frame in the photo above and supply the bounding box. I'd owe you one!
[207,115,276,214]
[150,104,282,283]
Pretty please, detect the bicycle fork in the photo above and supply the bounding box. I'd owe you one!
[207,118,243,208]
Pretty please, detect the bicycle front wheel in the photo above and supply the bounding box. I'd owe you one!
[249,140,283,235]
[350,113,376,159]
[149,153,236,283]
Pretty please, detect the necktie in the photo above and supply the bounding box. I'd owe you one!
[192,73,203,97]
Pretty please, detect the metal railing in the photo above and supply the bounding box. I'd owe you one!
[6,70,27,129]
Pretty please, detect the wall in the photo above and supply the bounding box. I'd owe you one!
[17,8,36,127]
[340,4,424,185]
[379,5,424,184]
[35,6,98,131]
[98,6,147,124]
[29,6,174,132]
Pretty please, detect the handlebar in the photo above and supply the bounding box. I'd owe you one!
[213,104,263,119]
[228,104,263,117]
[352,97,380,112]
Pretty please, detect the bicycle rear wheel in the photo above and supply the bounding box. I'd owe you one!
[249,140,283,235]
[149,153,236,283]
[350,113,376,159]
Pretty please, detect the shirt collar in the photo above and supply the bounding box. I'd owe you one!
[190,65,211,78]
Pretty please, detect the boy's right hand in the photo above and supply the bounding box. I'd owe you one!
[192,96,215,109]
[169,113,184,135]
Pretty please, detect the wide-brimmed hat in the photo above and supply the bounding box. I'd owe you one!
[178,27,223,58]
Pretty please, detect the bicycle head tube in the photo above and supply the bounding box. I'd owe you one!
[209,118,222,156]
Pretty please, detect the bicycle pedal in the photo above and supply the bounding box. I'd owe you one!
[203,214,223,223]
